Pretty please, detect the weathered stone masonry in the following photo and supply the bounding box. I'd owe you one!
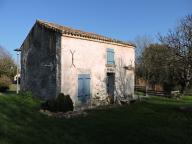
[20,20,135,107]
[21,23,61,99]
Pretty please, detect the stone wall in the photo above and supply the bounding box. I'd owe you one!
[20,23,61,99]
[20,21,135,104]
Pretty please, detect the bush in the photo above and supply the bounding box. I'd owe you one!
[41,99,57,112]
[18,91,34,102]
[19,91,33,97]
[56,93,74,112]
[18,91,41,108]
[0,75,11,92]
[41,93,74,113]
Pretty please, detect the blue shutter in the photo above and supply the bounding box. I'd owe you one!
[84,74,90,98]
[78,74,91,103]
[78,75,84,98]
[107,48,114,64]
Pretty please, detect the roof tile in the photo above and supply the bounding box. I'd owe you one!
[36,20,135,47]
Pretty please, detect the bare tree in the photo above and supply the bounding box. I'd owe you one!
[0,45,8,58]
[134,35,154,61]
[115,58,134,104]
[91,58,134,106]
[0,45,17,78]
[134,35,153,96]
[159,15,192,94]
[92,75,110,107]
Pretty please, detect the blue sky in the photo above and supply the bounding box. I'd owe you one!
[0,0,191,60]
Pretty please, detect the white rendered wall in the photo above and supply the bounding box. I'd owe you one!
[60,36,135,106]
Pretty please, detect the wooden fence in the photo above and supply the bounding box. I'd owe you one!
[135,85,192,96]
[135,85,167,96]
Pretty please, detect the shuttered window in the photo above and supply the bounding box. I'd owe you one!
[107,48,115,65]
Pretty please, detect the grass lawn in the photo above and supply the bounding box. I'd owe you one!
[0,93,192,144]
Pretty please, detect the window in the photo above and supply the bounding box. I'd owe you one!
[107,48,115,65]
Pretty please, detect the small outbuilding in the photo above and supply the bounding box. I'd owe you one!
[20,20,135,107]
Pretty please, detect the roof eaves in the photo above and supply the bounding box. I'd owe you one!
[36,19,136,47]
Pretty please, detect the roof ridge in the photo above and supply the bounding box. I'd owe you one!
[36,19,135,47]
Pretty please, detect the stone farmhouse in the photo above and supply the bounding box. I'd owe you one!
[20,20,135,107]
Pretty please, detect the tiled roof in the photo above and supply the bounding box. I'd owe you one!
[36,20,135,47]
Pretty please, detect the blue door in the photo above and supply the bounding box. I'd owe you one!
[78,74,91,103]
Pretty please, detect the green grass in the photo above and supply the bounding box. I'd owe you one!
[0,93,192,144]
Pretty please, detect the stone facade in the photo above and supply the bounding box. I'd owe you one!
[20,20,135,107]
[20,23,61,99]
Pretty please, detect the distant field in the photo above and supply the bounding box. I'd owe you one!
[0,93,192,144]
[9,84,18,92]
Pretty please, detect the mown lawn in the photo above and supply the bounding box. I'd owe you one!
[0,93,192,144]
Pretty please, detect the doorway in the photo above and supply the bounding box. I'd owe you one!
[106,73,115,103]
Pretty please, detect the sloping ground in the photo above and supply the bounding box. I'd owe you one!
[0,94,192,144]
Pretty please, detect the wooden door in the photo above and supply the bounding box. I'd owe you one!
[78,74,91,103]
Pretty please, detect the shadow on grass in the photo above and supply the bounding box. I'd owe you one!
[1,91,17,96]
[0,94,192,144]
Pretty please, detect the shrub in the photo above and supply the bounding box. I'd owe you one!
[18,91,41,108]
[19,91,33,98]
[0,75,11,92]
[41,93,74,113]
[56,93,74,112]
[41,99,57,112]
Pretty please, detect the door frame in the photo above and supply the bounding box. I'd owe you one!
[106,72,115,103]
